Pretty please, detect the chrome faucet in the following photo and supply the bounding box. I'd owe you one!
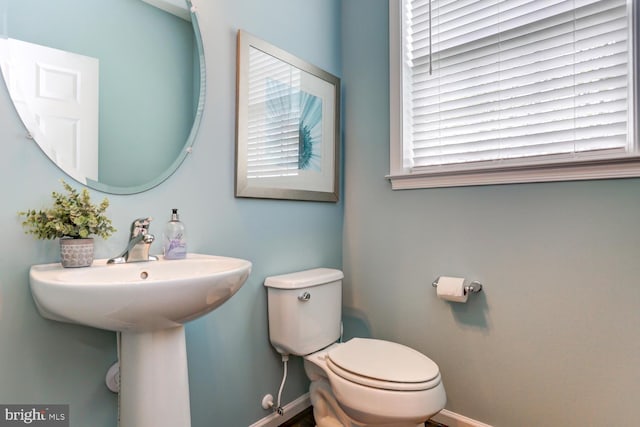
[107,217,159,264]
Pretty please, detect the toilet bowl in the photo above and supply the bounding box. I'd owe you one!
[264,268,447,426]
[304,339,446,426]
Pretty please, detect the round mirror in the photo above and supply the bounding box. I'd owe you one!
[0,0,205,194]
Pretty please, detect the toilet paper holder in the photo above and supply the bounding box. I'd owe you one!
[432,277,483,294]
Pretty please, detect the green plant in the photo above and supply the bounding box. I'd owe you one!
[19,180,116,240]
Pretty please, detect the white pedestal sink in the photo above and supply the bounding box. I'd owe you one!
[29,253,251,427]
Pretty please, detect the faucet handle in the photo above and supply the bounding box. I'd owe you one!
[130,217,153,237]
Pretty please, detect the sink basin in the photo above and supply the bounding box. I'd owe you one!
[29,253,252,427]
[30,253,251,332]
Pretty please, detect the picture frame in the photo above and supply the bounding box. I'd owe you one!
[235,30,340,202]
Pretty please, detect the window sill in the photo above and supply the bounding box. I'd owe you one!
[387,157,640,189]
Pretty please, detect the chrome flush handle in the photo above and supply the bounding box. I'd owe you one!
[298,292,311,302]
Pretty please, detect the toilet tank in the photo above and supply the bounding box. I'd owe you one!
[264,268,343,356]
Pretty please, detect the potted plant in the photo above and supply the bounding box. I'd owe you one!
[19,180,116,267]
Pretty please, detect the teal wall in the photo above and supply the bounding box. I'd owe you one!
[4,0,195,187]
[0,1,342,426]
[341,1,640,426]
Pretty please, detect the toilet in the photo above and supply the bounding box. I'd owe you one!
[264,268,446,427]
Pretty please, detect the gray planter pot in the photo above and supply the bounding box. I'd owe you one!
[60,238,94,268]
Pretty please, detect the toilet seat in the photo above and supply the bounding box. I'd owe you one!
[304,339,447,425]
[326,338,441,391]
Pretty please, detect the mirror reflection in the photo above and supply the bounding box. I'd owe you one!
[0,0,204,193]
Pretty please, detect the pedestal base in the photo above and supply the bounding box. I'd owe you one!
[119,326,191,427]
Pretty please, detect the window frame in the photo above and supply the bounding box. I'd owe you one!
[388,0,639,189]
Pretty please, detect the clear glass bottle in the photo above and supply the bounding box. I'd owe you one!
[163,209,187,259]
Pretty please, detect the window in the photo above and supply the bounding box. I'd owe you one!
[389,0,637,189]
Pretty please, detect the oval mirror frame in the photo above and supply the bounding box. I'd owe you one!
[1,0,206,195]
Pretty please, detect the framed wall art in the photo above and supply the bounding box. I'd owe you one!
[235,30,340,202]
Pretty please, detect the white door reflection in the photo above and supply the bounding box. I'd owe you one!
[1,38,99,182]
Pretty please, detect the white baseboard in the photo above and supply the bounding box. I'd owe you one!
[247,396,491,427]
[431,409,493,427]
[248,393,311,427]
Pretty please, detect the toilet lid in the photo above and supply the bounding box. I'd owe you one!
[327,338,440,390]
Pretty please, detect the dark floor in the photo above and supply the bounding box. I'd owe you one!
[278,407,448,427]
[278,407,315,427]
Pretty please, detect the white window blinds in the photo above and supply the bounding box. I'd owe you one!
[247,47,302,178]
[403,0,633,171]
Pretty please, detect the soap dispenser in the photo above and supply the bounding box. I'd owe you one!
[163,209,187,259]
